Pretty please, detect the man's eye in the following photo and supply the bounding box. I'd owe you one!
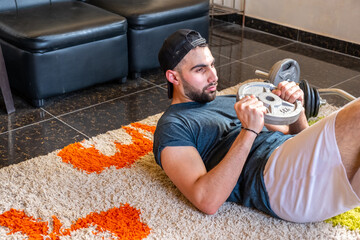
[196,68,204,72]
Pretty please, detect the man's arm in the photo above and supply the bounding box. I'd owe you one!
[161,96,267,215]
[161,129,256,215]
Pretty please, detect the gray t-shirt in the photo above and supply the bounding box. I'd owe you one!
[153,95,293,217]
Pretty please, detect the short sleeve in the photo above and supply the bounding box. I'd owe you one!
[153,121,196,168]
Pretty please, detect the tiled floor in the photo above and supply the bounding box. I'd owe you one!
[0,19,359,167]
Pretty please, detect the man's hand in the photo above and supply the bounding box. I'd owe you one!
[266,81,309,134]
[272,81,304,105]
[234,95,267,134]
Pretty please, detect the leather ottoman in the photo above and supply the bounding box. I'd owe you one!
[84,0,209,78]
[0,1,128,106]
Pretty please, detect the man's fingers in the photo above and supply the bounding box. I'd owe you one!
[283,85,299,102]
[276,81,304,104]
[287,88,304,103]
[272,89,281,96]
[279,81,296,99]
[238,96,267,113]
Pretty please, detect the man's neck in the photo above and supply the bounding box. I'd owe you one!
[171,94,194,105]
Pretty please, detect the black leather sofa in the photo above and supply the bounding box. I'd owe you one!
[0,0,209,107]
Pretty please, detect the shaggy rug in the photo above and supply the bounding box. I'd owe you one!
[0,81,359,239]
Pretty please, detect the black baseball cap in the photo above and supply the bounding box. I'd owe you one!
[158,29,207,98]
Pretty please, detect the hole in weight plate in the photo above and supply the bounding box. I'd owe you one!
[266,96,275,101]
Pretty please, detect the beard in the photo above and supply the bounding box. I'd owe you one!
[182,77,217,103]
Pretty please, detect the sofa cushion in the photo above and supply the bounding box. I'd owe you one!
[0,1,127,53]
[84,0,209,29]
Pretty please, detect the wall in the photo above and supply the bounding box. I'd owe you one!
[212,0,360,45]
[245,0,360,44]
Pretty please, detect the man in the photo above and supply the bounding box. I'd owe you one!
[153,29,360,223]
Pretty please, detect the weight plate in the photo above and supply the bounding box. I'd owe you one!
[313,88,320,117]
[310,86,315,118]
[269,59,301,86]
[300,79,311,119]
[237,82,303,125]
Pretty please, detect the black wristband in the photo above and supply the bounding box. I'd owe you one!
[241,126,259,137]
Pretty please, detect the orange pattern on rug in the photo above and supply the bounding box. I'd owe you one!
[57,123,156,174]
[0,122,154,239]
[0,204,150,240]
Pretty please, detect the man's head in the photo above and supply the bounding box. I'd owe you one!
[158,29,217,101]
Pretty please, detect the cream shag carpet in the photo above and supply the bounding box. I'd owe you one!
[0,81,358,239]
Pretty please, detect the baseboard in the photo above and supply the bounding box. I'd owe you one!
[213,14,360,58]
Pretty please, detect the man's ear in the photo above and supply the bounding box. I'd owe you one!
[166,70,180,86]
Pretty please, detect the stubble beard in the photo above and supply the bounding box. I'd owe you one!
[181,76,217,103]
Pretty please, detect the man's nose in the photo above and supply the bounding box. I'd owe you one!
[208,66,218,83]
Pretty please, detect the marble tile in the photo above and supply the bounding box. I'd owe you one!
[331,75,360,96]
[346,42,360,58]
[0,118,86,167]
[209,18,231,28]
[321,76,360,107]
[58,87,170,138]
[216,61,260,90]
[210,38,274,62]
[241,43,360,89]
[209,52,236,69]
[299,31,360,58]
[210,23,294,61]
[211,14,244,26]
[139,68,167,85]
[0,94,51,134]
[211,21,294,47]
[281,43,360,72]
[43,78,154,116]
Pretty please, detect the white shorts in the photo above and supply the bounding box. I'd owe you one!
[264,110,360,223]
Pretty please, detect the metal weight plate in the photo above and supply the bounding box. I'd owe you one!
[313,88,320,117]
[237,82,303,125]
[300,79,311,119]
[310,86,315,117]
[269,58,301,86]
